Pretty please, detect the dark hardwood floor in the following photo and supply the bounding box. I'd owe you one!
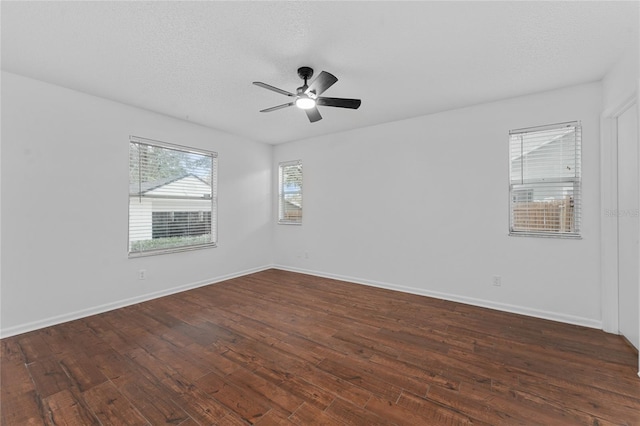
[2,269,639,425]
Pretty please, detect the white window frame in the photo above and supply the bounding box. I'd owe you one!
[128,136,218,257]
[508,121,582,239]
[278,160,303,225]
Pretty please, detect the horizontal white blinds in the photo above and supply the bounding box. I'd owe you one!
[279,160,302,224]
[129,137,218,255]
[509,122,581,237]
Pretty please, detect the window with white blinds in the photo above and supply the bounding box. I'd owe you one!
[509,122,581,238]
[278,160,302,224]
[128,136,218,256]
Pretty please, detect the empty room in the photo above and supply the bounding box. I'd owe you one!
[1,1,639,425]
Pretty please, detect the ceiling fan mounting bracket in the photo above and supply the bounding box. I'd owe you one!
[297,66,314,82]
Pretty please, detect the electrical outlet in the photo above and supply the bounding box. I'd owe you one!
[138,269,146,280]
[492,275,501,286]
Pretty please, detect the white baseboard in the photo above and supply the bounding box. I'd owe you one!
[2,263,604,339]
[272,265,603,330]
[0,265,273,339]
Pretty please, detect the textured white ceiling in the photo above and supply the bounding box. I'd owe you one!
[2,1,638,144]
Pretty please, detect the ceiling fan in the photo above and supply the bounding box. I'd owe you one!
[253,67,361,123]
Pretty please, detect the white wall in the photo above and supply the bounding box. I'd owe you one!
[273,82,603,328]
[0,71,273,337]
[603,46,639,112]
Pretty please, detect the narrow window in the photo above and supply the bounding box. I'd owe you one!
[278,160,302,224]
[509,122,581,238]
[129,136,218,256]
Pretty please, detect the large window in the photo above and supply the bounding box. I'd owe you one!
[129,136,218,256]
[278,160,302,224]
[509,122,581,238]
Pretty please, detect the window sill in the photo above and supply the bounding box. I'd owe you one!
[508,232,582,240]
[129,242,217,258]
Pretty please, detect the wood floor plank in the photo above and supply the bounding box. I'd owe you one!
[316,357,404,401]
[2,359,37,397]
[1,390,45,426]
[325,397,395,426]
[180,342,244,377]
[1,269,638,425]
[483,380,616,426]
[126,347,181,386]
[496,374,640,424]
[368,352,459,392]
[117,377,190,425]
[286,362,373,408]
[175,419,199,426]
[252,408,298,425]
[274,375,336,411]
[277,330,347,362]
[366,393,489,426]
[395,391,491,425]
[43,389,100,426]
[1,339,26,364]
[57,351,108,393]
[195,371,271,424]
[16,331,52,364]
[344,351,429,396]
[151,344,213,382]
[225,366,305,413]
[426,379,569,425]
[161,372,231,424]
[38,325,81,357]
[91,348,141,385]
[27,356,72,399]
[288,402,342,425]
[81,381,148,425]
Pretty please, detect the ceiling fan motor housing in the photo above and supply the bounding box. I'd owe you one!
[297,66,314,82]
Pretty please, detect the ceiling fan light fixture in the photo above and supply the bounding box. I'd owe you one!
[295,96,316,110]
